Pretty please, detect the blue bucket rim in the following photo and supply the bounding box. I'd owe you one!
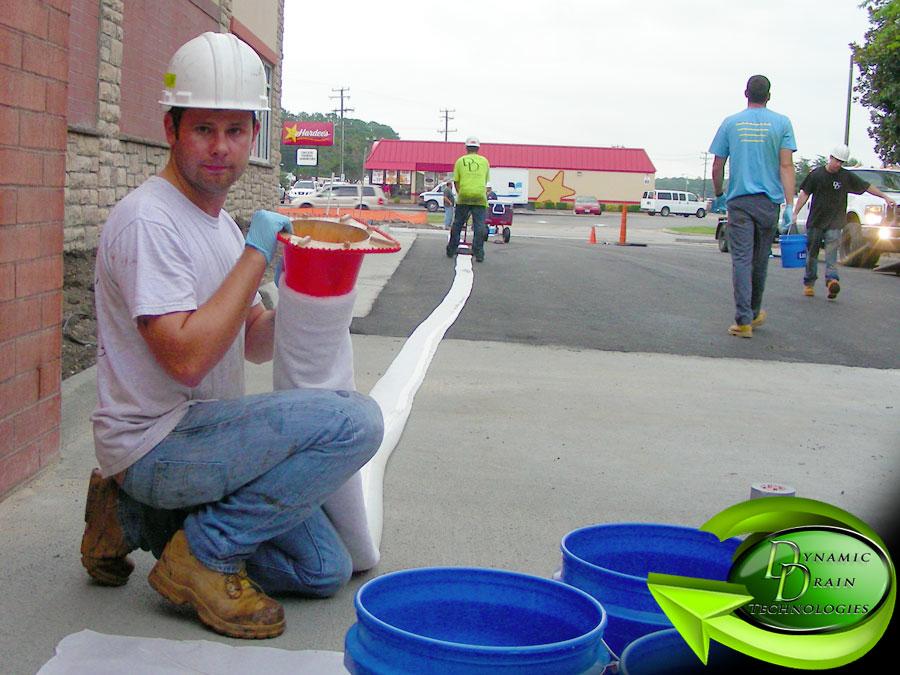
[619,628,687,674]
[561,522,736,584]
[353,566,608,657]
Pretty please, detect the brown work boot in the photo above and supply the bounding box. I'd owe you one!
[148,530,285,639]
[81,468,135,586]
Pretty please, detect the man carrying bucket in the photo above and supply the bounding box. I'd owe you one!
[710,75,796,338]
[447,136,491,262]
[789,144,895,299]
[80,32,383,639]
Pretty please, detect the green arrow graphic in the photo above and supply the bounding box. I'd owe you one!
[648,495,897,671]
[646,574,753,663]
[648,572,892,669]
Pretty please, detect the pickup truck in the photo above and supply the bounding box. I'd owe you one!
[832,167,899,268]
[715,167,900,267]
[418,182,454,212]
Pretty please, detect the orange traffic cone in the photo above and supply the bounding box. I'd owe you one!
[588,226,597,244]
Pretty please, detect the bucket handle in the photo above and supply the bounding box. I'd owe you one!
[601,638,620,672]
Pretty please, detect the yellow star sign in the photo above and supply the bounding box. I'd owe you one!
[284,124,300,143]
[536,171,575,203]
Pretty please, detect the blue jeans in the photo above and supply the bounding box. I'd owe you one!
[119,389,383,596]
[448,204,486,258]
[726,194,779,326]
[804,227,841,285]
[443,205,455,229]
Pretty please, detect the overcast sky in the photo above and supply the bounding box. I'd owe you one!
[281,0,882,178]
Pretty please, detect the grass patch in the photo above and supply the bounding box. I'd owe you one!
[427,213,445,225]
[668,225,716,236]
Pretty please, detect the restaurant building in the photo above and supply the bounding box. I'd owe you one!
[363,139,656,205]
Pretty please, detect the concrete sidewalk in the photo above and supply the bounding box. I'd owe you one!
[2,227,898,673]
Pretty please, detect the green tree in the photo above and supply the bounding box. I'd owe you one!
[853,0,900,165]
[280,111,399,182]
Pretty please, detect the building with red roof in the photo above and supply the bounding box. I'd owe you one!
[363,139,656,204]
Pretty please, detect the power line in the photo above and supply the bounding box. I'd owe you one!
[438,109,456,142]
[330,87,354,180]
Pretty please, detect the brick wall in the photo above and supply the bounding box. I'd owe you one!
[0,0,69,498]
[1,0,283,498]
[64,0,283,250]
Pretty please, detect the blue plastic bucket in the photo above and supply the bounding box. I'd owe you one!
[559,523,740,655]
[779,233,808,268]
[344,567,610,674]
[619,628,760,674]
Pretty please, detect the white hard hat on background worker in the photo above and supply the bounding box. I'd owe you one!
[158,31,269,111]
[830,144,850,163]
[465,136,480,148]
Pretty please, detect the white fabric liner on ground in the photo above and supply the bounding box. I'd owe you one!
[37,630,348,674]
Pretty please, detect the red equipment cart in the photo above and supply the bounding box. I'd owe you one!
[485,201,512,243]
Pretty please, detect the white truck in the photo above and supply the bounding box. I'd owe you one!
[795,167,900,268]
[716,167,900,266]
[836,167,900,268]
[488,167,529,206]
[418,167,529,211]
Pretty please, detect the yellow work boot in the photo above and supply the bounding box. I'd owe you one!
[80,468,135,586]
[728,324,752,338]
[803,285,815,297]
[751,310,767,328]
[148,530,285,639]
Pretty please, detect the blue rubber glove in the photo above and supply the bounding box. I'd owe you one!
[711,195,727,214]
[246,210,291,264]
[780,208,794,233]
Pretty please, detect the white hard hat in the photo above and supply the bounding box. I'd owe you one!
[159,32,269,111]
[486,182,492,188]
[830,144,850,163]
[465,136,480,148]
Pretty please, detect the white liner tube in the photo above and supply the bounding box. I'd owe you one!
[363,255,474,546]
[273,284,380,571]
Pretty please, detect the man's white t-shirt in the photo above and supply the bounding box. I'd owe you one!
[92,176,261,476]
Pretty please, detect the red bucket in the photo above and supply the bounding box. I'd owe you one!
[277,217,401,297]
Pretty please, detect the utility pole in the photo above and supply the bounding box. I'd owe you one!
[438,108,456,141]
[330,87,354,181]
[844,51,853,146]
[700,152,711,199]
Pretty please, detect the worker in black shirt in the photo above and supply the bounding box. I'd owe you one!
[790,145,895,299]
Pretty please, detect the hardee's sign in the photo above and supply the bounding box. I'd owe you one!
[282,121,335,147]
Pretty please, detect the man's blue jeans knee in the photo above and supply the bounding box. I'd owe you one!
[121,388,383,594]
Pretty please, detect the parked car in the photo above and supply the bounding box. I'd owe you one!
[641,190,707,218]
[418,181,455,212]
[286,179,317,201]
[573,195,603,215]
[291,184,386,210]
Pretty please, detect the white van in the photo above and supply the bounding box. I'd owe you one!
[640,190,707,218]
